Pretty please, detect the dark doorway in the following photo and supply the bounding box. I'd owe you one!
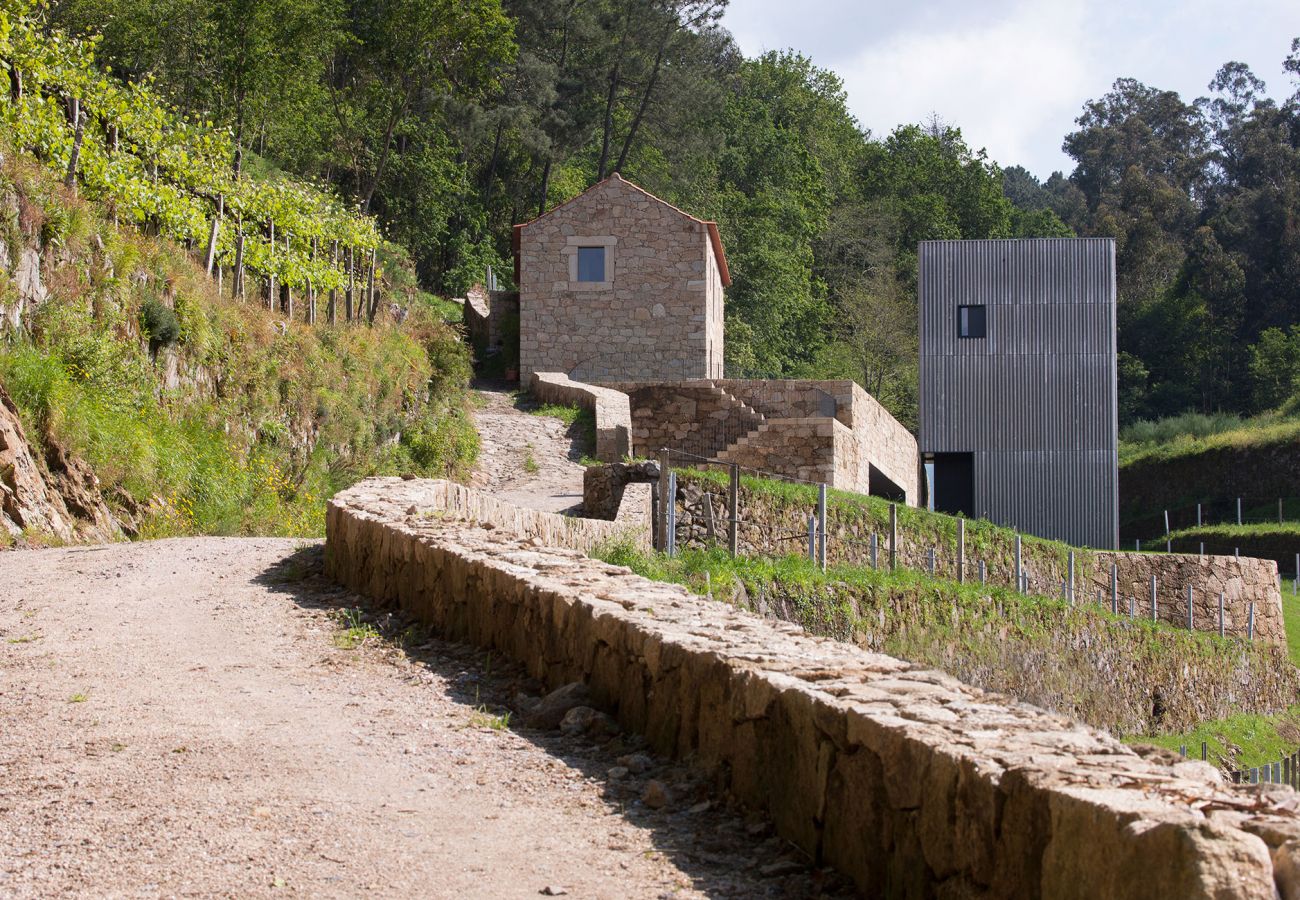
[932,453,974,516]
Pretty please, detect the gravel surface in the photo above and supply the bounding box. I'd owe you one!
[0,538,851,899]
[470,383,588,514]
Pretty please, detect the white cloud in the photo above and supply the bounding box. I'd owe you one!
[723,0,1300,179]
[834,0,1092,175]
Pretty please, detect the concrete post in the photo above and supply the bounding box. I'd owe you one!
[657,449,670,552]
[728,464,739,557]
[817,483,827,573]
[956,518,966,584]
[889,504,898,572]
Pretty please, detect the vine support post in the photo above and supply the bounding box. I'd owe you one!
[232,224,246,300]
[282,231,292,320]
[64,101,84,189]
[366,248,377,323]
[307,237,317,326]
[345,246,355,322]
[203,194,223,276]
[266,220,277,311]
[327,240,339,325]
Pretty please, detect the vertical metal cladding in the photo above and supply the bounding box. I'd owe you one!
[918,238,1118,548]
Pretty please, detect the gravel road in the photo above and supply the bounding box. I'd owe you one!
[0,538,848,899]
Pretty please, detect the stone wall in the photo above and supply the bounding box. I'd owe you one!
[326,477,1300,899]
[616,381,765,461]
[611,378,919,504]
[667,472,1286,645]
[461,285,519,355]
[366,477,648,554]
[516,174,724,382]
[527,372,631,462]
[717,379,919,503]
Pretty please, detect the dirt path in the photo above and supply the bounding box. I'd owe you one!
[0,539,846,899]
[470,383,587,514]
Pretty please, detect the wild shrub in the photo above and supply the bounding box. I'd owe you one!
[139,297,180,354]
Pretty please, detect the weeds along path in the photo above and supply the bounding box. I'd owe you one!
[0,539,842,899]
[470,382,588,514]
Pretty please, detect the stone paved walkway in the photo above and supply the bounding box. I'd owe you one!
[470,380,588,514]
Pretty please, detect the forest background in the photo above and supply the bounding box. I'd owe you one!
[45,0,1300,429]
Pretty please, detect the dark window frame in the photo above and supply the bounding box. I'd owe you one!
[957,304,986,339]
[576,246,607,283]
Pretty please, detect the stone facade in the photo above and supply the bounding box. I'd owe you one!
[514,174,727,382]
[527,372,632,462]
[327,477,1300,899]
[613,378,920,504]
[461,285,519,357]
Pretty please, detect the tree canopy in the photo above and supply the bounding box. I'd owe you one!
[37,1,1300,426]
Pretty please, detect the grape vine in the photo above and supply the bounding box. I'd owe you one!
[0,2,381,295]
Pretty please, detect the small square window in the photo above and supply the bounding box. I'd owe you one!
[576,246,606,282]
[958,304,986,339]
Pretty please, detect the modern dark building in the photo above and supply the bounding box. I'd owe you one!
[918,238,1118,549]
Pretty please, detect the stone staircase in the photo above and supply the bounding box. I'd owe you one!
[627,381,766,460]
[715,417,837,484]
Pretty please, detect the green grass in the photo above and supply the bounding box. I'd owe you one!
[469,706,512,731]
[525,399,597,455]
[1135,707,1300,771]
[1120,414,1300,467]
[1285,593,1300,666]
[592,538,1293,736]
[0,147,478,543]
[419,292,464,324]
[331,608,381,649]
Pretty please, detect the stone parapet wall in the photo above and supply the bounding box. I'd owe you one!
[528,372,631,462]
[362,477,647,555]
[716,379,919,502]
[462,285,518,354]
[669,472,1285,645]
[326,477,1300,899]
[612,381,764,461]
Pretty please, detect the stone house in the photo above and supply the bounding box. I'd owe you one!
[512,174,728,382]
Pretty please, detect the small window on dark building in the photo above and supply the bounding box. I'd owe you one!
[576,246,606,282]
[958,304,986,339]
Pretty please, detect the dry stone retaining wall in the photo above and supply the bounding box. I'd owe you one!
[669,473,1286,645]
[326,477,1300,899]
[528,372,631,462]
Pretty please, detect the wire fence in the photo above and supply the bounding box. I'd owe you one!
[651,447,1275,642]
[1123,497,1300,545]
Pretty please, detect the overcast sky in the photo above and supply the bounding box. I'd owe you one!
[722,0,1299,179]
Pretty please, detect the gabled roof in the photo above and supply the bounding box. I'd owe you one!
[512,173,731,287]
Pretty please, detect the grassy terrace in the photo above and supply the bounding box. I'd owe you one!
[1119,412,1300,467]
[1140,706,1300,772]
[590,539,1298,737]
[677,466,1081,566]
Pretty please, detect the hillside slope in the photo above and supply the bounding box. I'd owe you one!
[0,148,475,545]
[1119,418,1300,541]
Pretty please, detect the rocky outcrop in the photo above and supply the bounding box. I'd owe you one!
[0,382,118,544]
[326,477,1300,898]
